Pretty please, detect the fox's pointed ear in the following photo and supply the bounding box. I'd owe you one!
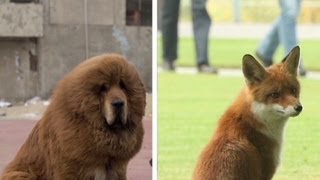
[242,54,267,85]
[282,46,300,76]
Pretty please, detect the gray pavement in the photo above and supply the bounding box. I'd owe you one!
[158,67,320,80]
[178,23,320,39]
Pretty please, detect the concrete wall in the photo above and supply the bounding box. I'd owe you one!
[0,3,43,37]
[0,39,39,101]
[49,0,125,25]
[0,0,152,102]
[38,0,151,97]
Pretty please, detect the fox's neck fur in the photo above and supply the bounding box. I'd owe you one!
[246,87,288,138]
[208,89,282,179]
[228,88,288,166]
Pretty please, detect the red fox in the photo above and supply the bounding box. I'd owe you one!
[193,46,303,180]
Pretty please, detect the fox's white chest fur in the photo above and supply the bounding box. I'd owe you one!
[251,101,289,166]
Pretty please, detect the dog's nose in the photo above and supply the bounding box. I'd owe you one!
[294,105,303,112]
[112,100,124,108]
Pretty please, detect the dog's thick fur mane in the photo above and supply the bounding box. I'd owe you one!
[2,54,146,179]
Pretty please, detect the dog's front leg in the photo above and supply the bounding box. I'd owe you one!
[106,160,128,180]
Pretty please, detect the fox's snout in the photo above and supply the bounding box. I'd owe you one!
[282,102,303,117]
[294,104,303,113]
[290,103,303,117]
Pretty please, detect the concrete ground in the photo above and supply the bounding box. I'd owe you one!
[0,94,152,179]
[178,23,320,39]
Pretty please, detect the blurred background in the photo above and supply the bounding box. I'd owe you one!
[182,0,320,23]
[158,0,320,71]
[0,0,152,103]
[158,1,320,180]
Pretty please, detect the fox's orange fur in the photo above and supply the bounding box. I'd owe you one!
[194,47,303,180]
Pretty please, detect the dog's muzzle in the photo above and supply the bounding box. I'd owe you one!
[107,99,127,128]
[112,99,124,109]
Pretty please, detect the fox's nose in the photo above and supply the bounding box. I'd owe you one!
[294,105,303,112]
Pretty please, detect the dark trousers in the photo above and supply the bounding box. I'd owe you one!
[161,0,211,66]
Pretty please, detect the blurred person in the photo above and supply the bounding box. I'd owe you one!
[256,0,307,76]
[161,0,217,73]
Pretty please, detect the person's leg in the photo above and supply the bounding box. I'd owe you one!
[192,0,211,66]
[279,0,300,54]
[279,0,306,75]
[256,19,280,66]
[162,0,180,64]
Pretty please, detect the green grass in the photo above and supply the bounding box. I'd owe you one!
[158,38,320,71]
[159,73,320,180]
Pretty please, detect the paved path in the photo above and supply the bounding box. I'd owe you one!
[178,23,320,39]
[159,67,320,80]
[0,117,152,179]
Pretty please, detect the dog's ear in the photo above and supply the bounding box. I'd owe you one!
[242,54,267,85]
[282,46,300,76]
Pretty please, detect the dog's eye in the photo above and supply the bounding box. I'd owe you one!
[269,92,280,99]
[119,81,127,91]
[100,84,109,93]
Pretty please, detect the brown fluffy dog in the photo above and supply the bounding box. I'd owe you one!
[1,54,146,180]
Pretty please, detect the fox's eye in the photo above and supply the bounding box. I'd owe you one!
[270,92,280,99]
[291,87,297,94]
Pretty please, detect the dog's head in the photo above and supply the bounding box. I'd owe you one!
[52,54,146,131]
[100,82,128,128]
